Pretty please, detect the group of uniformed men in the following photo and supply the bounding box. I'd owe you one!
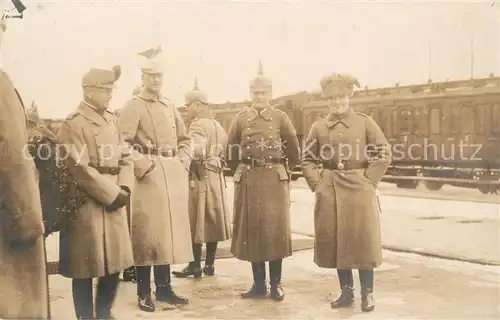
[0,20,392,320]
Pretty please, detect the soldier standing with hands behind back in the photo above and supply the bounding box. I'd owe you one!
[172,79,232,279]
[56,65,135,319]
[226,62,300,301]
[301,73,392,312]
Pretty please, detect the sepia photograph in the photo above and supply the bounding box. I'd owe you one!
[0,0,498,319]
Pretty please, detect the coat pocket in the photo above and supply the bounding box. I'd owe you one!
[276,165,290,181]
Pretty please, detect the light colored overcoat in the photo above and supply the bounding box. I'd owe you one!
[0,70,49,319]
[119,89,194,266]
[56,102,135,278]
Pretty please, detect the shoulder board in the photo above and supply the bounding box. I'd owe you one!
[66,111,79,120]
[159,96,171,106]
[235,109,248,117]
[355,112,370,118]
[274,108,287,116]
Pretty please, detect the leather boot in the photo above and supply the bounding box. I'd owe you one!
[156,285,189,305]
[172,262,202,279]
[361,288,375,312]
[172,244,203,278]
[136,266,155,312]
[359,269,375,312]
[137,295,155,312]
[330,269,354,308]
[203,242,218,276]
[122,266,136,282]
[72,278,94,320]
[95,273,119,319]
[269,259,284,301]
[155,265,189,305]
[241,262,267,299]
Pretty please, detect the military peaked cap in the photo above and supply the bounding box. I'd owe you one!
[320,73,360,90]
[82,65,122,88]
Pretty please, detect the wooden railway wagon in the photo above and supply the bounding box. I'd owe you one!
[178,76,500,193]
[40,75,500,193]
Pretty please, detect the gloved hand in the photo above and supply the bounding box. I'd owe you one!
[105,188,130,212]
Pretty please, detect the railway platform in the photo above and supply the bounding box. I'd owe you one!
[43,181,500,318]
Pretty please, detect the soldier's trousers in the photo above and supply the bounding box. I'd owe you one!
[250,259,282,287]
[192,242,218,268]
[72,272,119,320]
[337,269,374,291]
[136,265,170,298]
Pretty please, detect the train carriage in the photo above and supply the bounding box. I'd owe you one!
[43,76,500,193]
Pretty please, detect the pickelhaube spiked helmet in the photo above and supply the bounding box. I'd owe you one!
[249,60,272,91]
[185,77,208,105]
[138,45,163,74]
[26,101,40,123]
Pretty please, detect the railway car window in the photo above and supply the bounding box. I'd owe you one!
[461,105,475,134]
[383,109,393,136]
[492,104,500,133]
[449,106,461,134]
[397,108,412,134]
[414,108,428,135]
[429,108,440,134]
[474,105,484,134]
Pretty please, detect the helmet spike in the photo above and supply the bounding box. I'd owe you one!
[258,60,264,75]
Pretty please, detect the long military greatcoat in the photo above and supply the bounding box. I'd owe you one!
[301,108,392,269]
[119,89,194,266]
[187,116,232,243]
[56,102,135,278]
[227,106,300,262]
[0,70,49,319]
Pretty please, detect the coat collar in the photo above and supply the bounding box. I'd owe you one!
[77,101,111,127]
[137,88,169,106]
[325,108,354,128]
[247,105,273,121]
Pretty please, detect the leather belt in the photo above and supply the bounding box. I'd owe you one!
[242,158,282,167]
[88,164,121,175]
[132,144,176,157]
[203,163,223,174]
[322,161,369,170]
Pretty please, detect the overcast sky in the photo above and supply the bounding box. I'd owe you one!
[2,0,499,118]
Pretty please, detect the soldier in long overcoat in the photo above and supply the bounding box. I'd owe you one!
[172,79,232,279]
[301,73,392,312]
[56,66,135,319]
[226,62,300,301]
[121,85,143,283]
[118,47,193,312]
[0,21,50,318]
